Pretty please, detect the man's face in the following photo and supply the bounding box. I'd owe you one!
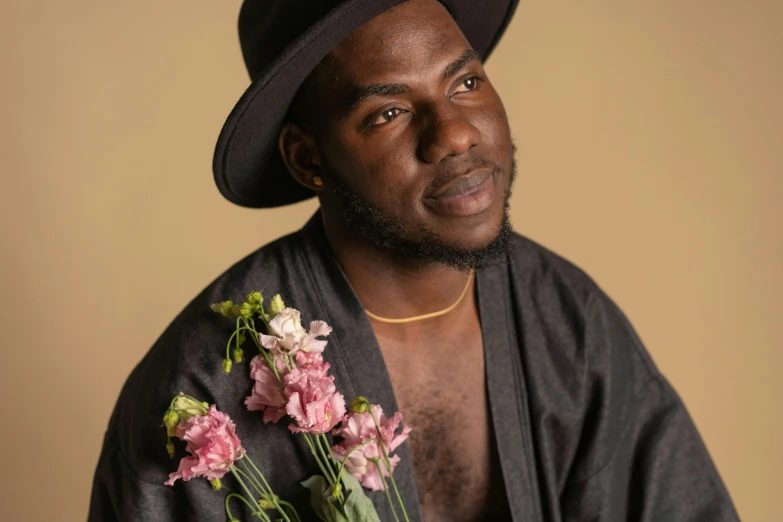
[295,0,515,269]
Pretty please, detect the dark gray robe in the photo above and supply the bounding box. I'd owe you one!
[88,213,740,521]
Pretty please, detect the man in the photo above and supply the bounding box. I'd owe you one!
[89,1,740,520]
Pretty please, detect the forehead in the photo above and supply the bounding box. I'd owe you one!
[322,0,472,87]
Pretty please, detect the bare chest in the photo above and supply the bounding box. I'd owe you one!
[374,319,506,522]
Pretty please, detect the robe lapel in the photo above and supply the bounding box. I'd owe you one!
[296,214,424,522]
[478,264,544,522]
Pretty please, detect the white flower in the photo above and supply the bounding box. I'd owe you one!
[259,307,332,356]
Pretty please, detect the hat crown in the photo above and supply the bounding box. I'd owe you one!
[238,0,342,80]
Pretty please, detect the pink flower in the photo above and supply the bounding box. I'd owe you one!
[294,350,324,368]
[331,405,411,491]
[259,307,332,356]
[283,363,346,434]
[245,355,289,423]
[164,405,245,486]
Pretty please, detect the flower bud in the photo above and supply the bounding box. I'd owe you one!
[239,302,254,319]
[331,482,343,500]
[233,347,244,364]
[223,358,233,374]
[166,440,175,458]
[258,494,280,510]
[162,410,179,437]
[211,300,238,318]
[237,332,246,346]
[350,396,370,414]
[210,478,223,491]
[246,291,263,306]
[267,294,285,319]
[171,393,209,420]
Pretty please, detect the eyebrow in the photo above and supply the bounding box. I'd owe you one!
[342,48,481,117]
[442,48,480,81]
[345,83,411,116]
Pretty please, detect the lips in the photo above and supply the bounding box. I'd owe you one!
[427,169,493,199]
[423,167,497,217]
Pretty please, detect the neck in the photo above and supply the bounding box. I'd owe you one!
[321,212,474,322]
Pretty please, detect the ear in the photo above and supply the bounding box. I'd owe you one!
[278,122,325,192]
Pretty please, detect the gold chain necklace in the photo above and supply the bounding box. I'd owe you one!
[364,271,475,324]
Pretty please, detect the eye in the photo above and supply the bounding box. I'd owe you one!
[451,75,483,95]
[369,107,406,128]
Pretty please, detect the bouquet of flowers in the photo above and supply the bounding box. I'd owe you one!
[160,292,412,522]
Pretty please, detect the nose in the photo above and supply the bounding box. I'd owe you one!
[417,102,481,164]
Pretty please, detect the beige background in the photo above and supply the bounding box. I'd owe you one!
[1,0,780,520]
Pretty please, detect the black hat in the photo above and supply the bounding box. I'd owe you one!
[213,0,519,208]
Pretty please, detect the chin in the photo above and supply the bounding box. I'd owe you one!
[429,203,508,249]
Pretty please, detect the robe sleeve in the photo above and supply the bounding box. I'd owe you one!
[89,429,249,522]
[88,435,181,522]
[559,293,740,521]
[85,307,266,522]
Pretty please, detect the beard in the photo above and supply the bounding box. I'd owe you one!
[323,147,517,273]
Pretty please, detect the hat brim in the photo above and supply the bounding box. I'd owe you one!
[213,0,519,209]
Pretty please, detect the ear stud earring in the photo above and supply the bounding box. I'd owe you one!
[313,176,323,186]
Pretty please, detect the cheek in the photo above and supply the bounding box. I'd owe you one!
[477,95,511,152]
[472,95,514,180]
[325,136,423,212]
[367,158,425,217]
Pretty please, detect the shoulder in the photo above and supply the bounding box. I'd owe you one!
[507,232,661,393]
[505,233,672,482]
[509,233,602,303]
[104,229,308,484]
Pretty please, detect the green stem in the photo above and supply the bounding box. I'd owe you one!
[231,467,266,517]
[242,455,273,495]
[385,463,410,522]
[226,324,253,356]
[225,493,269,521]
[255,313,271,333]
[278,500,303,522]
[242,318,261,344]
[245,321,281,381]
[242,456,294,522]
[303,434,334,485]
[374,461,401,522]
[277,353,292,372]
[316,434,338,484]
[238,459,269,496]
[234,467,265,498]
[225,318,237,362]
[240,317,290,386]
[265,351,283,382]
[242,319,261,347]
[244,317,287,384]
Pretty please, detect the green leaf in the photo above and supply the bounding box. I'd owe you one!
[301,475,335,522]
[301,473,381,522]
[340,472,382,522]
